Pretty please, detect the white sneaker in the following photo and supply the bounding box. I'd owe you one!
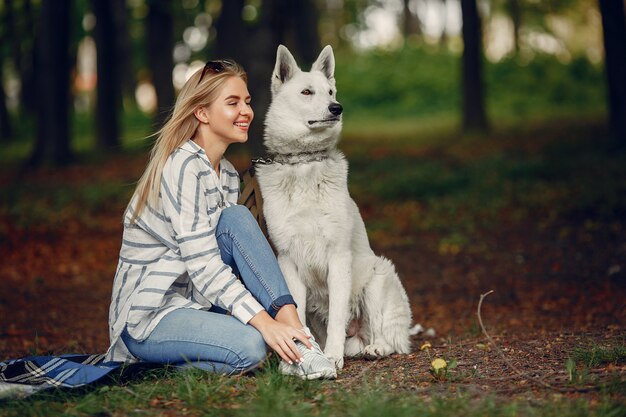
[278,328,337,380]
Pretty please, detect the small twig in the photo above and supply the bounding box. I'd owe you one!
[477,290,591,393]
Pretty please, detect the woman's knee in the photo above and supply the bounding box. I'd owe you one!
[218,204,258,234]
[234,330,267,370]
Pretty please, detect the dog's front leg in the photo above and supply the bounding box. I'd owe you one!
[324,251,352,369]
[277,254,307,326]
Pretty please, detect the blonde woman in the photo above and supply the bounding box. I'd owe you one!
[105,60,336,380]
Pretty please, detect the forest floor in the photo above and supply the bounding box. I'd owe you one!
[0,117,624,414]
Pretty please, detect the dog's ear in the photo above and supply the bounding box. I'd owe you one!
[271,45,300,95]
[311,45,335,81]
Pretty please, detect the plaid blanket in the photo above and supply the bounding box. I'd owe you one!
[0,354,123,399]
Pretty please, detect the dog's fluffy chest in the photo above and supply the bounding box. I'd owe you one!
[257,153,354,260]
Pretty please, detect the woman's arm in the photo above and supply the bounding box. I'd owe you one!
[161,152,263,323]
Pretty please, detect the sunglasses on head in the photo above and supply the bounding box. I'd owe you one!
[196,59,235,86]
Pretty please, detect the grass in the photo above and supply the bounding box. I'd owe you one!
[1,363,624,417]
[573,344,626,368]
[0,181,134,231]
[565,344,626,388]
[341,113,626,257]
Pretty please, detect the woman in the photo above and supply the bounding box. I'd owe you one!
[105,60,336,380]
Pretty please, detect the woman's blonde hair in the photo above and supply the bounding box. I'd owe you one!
[129,60,247,223]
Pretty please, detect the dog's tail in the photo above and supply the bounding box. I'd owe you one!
[373,258,436,339]
[408,323,436,337]
[371,257,415,353]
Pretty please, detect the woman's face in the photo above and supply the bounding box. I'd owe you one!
[204,76,253,146]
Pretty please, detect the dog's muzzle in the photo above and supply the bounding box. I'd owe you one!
[307,102,343,126]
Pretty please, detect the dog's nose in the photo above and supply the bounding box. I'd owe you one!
[328,102,343,116]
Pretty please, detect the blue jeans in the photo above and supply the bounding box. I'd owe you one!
[121,205,295,375]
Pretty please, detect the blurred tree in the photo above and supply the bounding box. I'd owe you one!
[403,0,422,43]
[8,0,37,119]
[460,0,488,133]
[0,0,14,141]
[507,0,521,53]
[148,0,175,129]
[319,0,344,48]
[29,0,74,166]
[241,0,288,156]
[598,0,626,142]
[92,0,122,151]
[290,0,321,65]
[440,0,449,47]
[215,0,246,62]
[112,0,136,102]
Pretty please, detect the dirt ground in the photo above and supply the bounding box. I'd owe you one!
[0,149,624,402]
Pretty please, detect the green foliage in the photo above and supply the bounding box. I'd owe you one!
[335,47,605,122]
[0,108,153,166]
[487,54,606,118]
[336,47,460,119]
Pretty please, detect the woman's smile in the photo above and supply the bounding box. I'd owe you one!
[234,119,250,131]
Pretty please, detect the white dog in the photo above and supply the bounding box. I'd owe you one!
[255,45,412,369]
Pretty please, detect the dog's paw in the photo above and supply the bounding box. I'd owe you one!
[326,354,344,369]
[324,343,345,369]
[363,343,393,360]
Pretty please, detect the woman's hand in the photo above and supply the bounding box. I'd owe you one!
[249,311,312,365]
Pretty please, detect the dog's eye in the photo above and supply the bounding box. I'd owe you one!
[329,90,333,95]
[301,89,312,96]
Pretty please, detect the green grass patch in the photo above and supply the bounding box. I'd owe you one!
[1,364,624,417]
[0,181,134,231]
[573,344,626,368]
[344,115,626,243]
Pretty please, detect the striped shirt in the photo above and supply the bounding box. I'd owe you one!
[105,139,264,363]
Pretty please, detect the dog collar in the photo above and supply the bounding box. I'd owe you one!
[253,150,331,166]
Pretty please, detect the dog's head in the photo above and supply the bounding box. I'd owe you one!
[264,45,343,155]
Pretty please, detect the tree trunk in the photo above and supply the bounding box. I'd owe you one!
[290,0,321,66]
[0,60,12,141]
[403,0,422,44]
[598,0,626,142]
[92,0,121,151]
[5,0,18,66]
[147,0,175,129]
[460,0,488,133]
[19,0,37,117]
[245,0,290,157]
[112,0,135,102]
[507,0,521,53]
[439,0,449,47]
[215,0,246,63]
[0,1,14,141]
[29,0,74,166]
